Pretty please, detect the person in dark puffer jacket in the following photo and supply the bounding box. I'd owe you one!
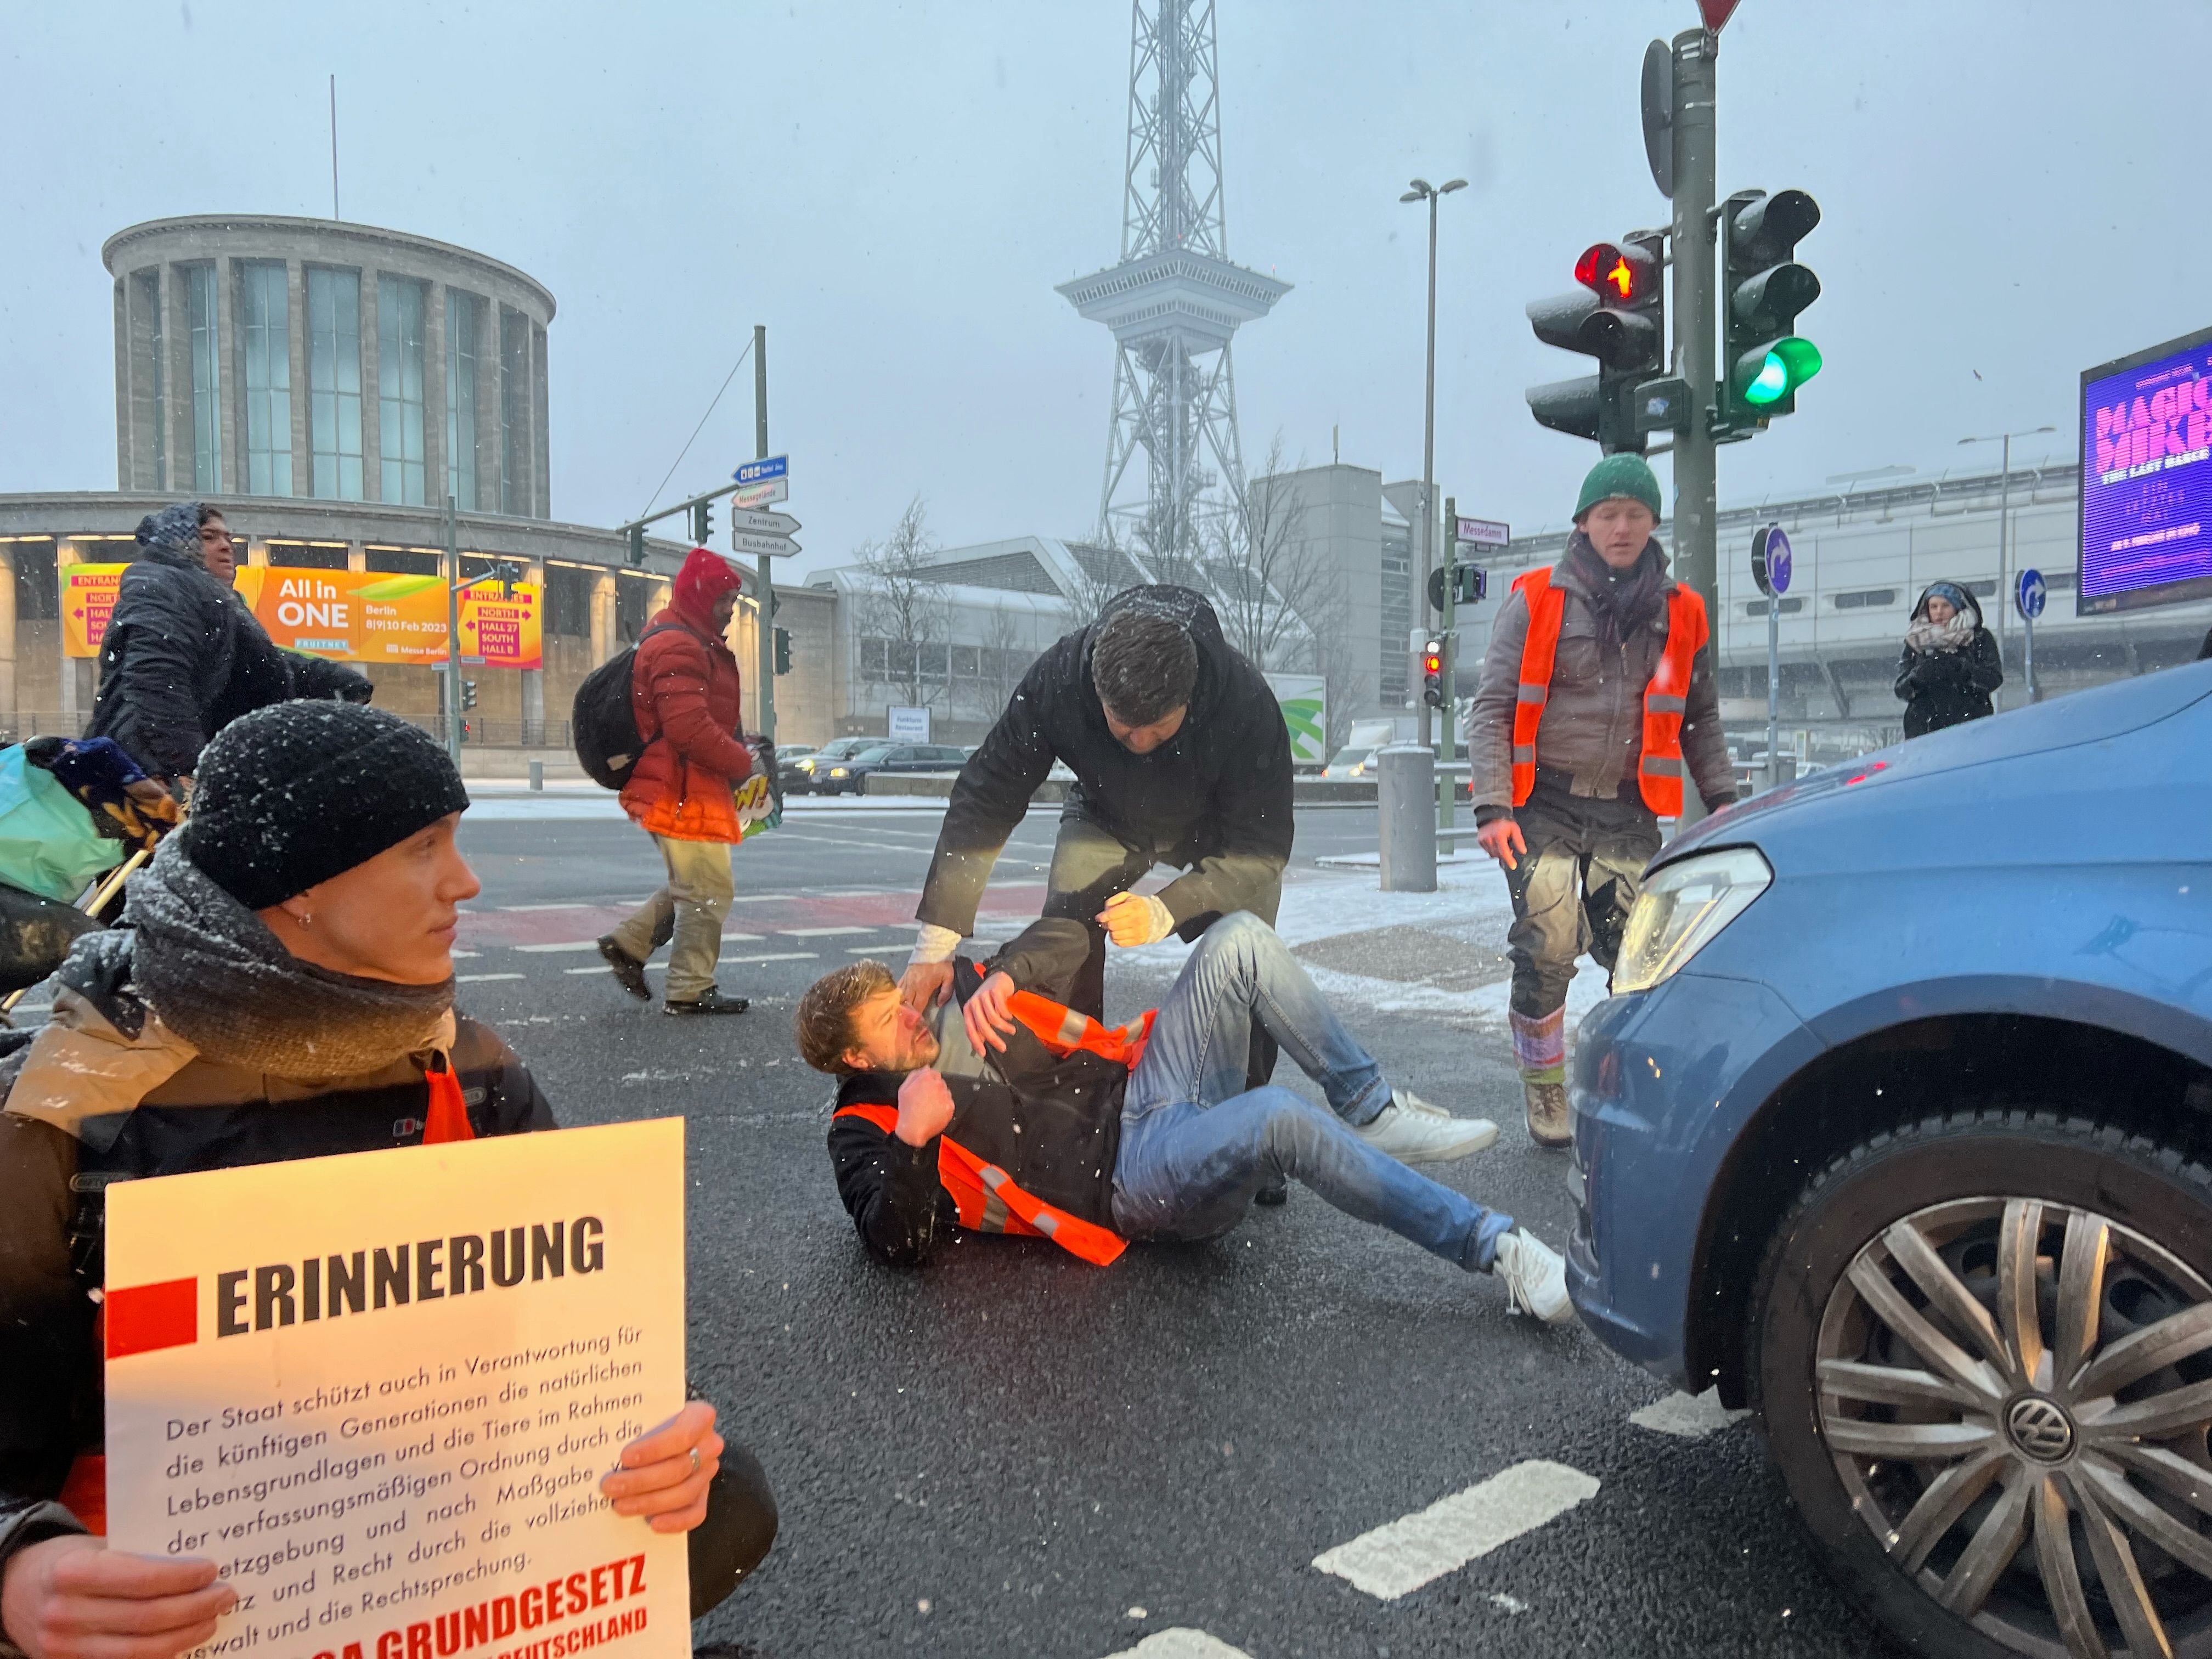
[84,503,295,788]
[0,703,775,1659]
[1894,580,2005,738]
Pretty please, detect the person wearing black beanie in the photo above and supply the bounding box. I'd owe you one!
[0,701,779,1651]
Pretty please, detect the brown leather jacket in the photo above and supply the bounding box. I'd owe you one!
[1467,541,1734,816]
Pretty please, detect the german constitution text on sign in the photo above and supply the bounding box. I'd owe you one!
[104,1119,689,1659]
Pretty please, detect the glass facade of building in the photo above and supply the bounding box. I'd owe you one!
[239,262,291,496]
[445,291,479,512]
[499,306,527,515]
[308,267,363,500]
[377,276,427,506]
[133,270,165,490]
[185,263,219,493]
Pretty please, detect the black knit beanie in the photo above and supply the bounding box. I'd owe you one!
[182,702,470,910]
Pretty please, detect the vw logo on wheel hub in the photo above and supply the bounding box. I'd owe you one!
[2004,1395,2076,1463]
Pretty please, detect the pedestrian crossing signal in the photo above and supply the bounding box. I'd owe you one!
[1421,637,1447,709]
[774,626,792,676]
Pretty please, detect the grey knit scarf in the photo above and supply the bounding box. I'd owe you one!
[121,836,454,1079]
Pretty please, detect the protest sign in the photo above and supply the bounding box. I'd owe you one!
[104,1119,689,1659]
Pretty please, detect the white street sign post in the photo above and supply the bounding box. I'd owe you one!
[1455,515,1510,548]
[731,531,801,559]
[731,479,787,509]
[731,509,800,538]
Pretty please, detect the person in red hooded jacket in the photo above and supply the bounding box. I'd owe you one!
[597,549,758,1015]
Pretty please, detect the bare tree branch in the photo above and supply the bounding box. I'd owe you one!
[853,496,947,708]
[1207,431,1328,670]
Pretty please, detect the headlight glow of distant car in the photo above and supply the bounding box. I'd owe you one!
[1610,847,1772,994]
[829,768,849,778]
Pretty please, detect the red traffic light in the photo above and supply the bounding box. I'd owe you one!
[1575,241,1655,304]
[1422,650,1443,674]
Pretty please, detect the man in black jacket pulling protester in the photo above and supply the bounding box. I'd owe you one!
[0,703,774,1659]
[798,911,1570,1322]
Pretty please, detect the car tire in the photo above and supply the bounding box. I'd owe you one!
[1750,1109,2212,1659]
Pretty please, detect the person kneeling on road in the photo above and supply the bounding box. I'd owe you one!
[0,702,776,1659]
[797,910,1573,1324]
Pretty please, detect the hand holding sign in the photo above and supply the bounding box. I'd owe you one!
[0,1538,234,1659]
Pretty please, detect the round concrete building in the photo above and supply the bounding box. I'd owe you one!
[103,215,555,517]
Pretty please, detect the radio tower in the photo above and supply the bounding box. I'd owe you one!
[1058,0,1289,575]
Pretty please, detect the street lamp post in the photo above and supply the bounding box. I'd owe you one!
[1957,425,2057,664]
[1400,176,1464,756]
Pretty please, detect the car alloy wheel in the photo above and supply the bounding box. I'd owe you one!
[1817,1194,2212,1657]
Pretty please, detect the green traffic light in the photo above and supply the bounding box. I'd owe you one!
[1744,336,1822,406]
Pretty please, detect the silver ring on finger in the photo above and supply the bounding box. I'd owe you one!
[688,1445,701,1476]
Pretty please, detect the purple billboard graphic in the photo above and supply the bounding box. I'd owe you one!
[2079,324,2212,614]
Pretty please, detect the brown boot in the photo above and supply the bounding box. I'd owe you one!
[1523,1079,1572,1149]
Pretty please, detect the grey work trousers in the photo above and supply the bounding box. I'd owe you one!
[1501,780,1660,1022]
[609,834,736,1003]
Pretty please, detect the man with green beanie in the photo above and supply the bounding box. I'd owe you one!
[1465,454,1734,1148]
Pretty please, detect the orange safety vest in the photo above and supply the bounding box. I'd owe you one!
[832,991,1152,1268]
[1508,566,1709,816]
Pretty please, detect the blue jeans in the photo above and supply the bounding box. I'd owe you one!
[1108,912,1513,1272]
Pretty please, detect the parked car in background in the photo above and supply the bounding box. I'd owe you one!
[782,736,874,795]
[1322,745,1378,778]
[1567,660,2212,1659]
[816,742,969,795]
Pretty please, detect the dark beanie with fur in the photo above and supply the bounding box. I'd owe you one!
[181,702,470,910]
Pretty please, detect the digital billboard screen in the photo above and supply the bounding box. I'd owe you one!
[2079,323,2212,614]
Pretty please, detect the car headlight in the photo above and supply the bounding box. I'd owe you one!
[1610,847,1771,994]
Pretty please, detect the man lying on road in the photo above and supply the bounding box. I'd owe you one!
[795,911,1573,1323]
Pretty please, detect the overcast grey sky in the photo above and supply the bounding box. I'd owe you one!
[5,1,2204,578]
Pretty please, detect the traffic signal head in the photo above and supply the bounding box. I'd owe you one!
[1721,188,1822,426]
[627,526,646,567]
[692,500,715,544]
[1421,635,1447,708]
[773,625,792,676]
[1526,230,1666,453]
[461,679,479,710]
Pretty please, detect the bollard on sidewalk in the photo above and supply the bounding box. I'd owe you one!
[528,759,544,792]
[1378,744,1437,893]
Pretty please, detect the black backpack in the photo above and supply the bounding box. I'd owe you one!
[572,622,693,790]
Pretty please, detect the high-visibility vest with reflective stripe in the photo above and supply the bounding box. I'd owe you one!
[1508,566,1709,816]
[833,1101,1129,1266]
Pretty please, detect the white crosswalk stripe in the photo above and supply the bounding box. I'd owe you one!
[1098,1632,1252,1659]
[719,952,820,965]
[1628,1390,1749,1440]
[1312,1459,1600,1600]
[777,926,875,938]
[512,940,603,953]
[458,973,524,983]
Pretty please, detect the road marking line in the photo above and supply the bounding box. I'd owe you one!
[1312,1459,1600,1600]
[720,951,819,965]
[845,945,894,955]
[458,973,525,984]
[1629,1390,1750,1440]
[778,926,874,937]
[1099,1633,1254,1659]
[512,941,604,953]
[453,950,482,958]
[563,966,612,975]
[499,902,593,911]
[728,894,799,904]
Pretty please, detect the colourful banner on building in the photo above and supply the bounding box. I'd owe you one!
[64,564,541,670]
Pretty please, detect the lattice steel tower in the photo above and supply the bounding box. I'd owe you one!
[1058,0,1289,571]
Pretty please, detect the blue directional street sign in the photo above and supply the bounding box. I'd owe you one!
[1752,523,1792,597]
[2017,567,2047,620]
[735,455,788,487]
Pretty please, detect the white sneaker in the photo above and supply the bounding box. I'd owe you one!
[1355,1090,1499,1163]
[1492,1228,1576,1327]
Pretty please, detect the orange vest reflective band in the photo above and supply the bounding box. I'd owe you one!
[834,1102,1129,1267]
[1003,989,1156,1070]
[1509,567,1710,816]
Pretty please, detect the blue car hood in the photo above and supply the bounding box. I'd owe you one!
[1664,659,2212,867]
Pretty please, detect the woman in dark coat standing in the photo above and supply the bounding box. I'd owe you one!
[1895,579,2005,737]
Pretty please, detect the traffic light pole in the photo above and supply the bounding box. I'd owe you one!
[1416,190,1441,755]
[1668,24,1720,830]
[752,324,775,743]
[1437,493,1456,829]
[443,493,462,768]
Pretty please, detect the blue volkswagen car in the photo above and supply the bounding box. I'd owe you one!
[1569,659,2212,1659]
